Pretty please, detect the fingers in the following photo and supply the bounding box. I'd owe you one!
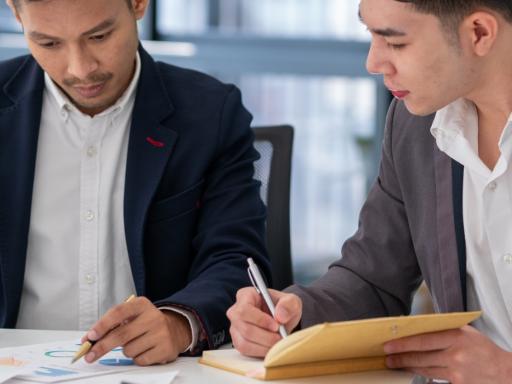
[228,295,282,357]
[235,287,265,308]
[384,329,460,354]
[130,347,165,367]
[83,297,182,366]
[231,288,302,330]
[230,326,277,357]
[273,291,302,332]
[386,349,451,382]
[230,288,279,331]
[228,287,303,357]
[386,350,448,369]
[122,332,174,366]
[383,330,458,382]
[233,318,282,346]
[386,325,510,384]
[120,311,183,365]
[121,332,152,361]
[87,296,148,343]
[86,315,149,363]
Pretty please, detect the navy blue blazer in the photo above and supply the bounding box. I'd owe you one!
[0,46,270,352]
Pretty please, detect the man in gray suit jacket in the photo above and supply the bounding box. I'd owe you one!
[228,0,512,382]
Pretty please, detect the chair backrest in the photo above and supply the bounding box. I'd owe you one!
[252,125,294,290]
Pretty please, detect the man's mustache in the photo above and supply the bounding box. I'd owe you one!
[63,72,113,87]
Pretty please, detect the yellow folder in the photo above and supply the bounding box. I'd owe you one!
[199,311,481,380]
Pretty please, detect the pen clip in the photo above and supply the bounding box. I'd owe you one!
[247,266,261,294]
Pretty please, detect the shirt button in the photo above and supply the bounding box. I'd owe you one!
[84,210,95,221]
[488,181,497,191]
[86,146,97,157]
[504,253,512,264]
[85,274,96,284]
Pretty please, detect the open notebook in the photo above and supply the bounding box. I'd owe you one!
[200,311,481,380]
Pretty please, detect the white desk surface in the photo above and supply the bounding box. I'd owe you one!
[0,329,417,384]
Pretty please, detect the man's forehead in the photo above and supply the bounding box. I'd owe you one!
[359,10,407,37]
[15,0,131,10]
[16,0,124,14]
[18,0,124,36]
[358,0,427,36]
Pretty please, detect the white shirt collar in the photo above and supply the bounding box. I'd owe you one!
[431,98,512,177]
[44,51,141,119]
[430,98,478,152]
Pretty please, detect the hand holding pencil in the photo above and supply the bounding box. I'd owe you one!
[71,294,136,363]
[72,295,192,366]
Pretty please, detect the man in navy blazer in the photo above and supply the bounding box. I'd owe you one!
[0,0,270,365]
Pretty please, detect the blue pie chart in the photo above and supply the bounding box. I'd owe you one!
[99,358,134,366]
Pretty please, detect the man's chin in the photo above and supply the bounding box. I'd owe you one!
[70,97,112,116]
[402,99,438,117]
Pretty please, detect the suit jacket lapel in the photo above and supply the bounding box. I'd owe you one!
[433,145,465,312]
[451,159,467,310]
[0,57,44,326]
[124,47,178,295]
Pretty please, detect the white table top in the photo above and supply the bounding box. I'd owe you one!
[0,329,418,384]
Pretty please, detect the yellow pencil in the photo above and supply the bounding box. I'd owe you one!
[71,294,136,364]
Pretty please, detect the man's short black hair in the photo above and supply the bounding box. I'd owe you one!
[12,0,133,11]
[396,0,512,28]
[395,0,512,45]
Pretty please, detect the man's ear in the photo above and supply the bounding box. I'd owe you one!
[132,0,150,21]
[5,0,22,24]
[460,11,499,57]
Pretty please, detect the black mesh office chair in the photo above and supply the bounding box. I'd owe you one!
[252,125,294,290]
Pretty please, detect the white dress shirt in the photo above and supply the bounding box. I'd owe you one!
[16,53,198,351]
[431,98,512,351]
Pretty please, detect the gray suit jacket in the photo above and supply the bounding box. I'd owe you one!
[288,99,467,328]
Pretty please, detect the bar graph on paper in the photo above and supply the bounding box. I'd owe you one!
[0,340,141,383]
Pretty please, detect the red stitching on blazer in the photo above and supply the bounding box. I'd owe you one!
[146,137,165,148]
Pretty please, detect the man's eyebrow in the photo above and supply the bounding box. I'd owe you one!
[28,18,116,41]
[28,30,59,41]
[370,28,407,37]
[81,18,116,36]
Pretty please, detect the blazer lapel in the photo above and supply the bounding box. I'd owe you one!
[451,159,467,310]
[433,146,465,312]
[124,47,178,295]
[0,57,44,326]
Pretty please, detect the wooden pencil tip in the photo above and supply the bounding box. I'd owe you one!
[71,341,92,364]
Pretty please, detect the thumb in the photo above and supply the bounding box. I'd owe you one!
[275,305,290,322]
[274,294,301,327]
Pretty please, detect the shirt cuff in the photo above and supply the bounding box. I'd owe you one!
[159,306,199,353]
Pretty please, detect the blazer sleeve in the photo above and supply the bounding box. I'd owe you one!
[153,86,270,354]
[286,99,423,328]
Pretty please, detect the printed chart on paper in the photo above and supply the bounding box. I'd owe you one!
[0,340,141,383]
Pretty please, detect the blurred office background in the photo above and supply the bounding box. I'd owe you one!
[0,0,394,288]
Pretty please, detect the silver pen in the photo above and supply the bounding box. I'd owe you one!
[247,257,288,338]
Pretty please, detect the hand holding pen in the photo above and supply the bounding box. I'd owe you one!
[227,258,303,357]
[246,258,288,338]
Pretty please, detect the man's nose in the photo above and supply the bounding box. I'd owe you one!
[366,41,394,76]
[66,46,99,81]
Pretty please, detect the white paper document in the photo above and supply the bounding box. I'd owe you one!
[118,370,179,384]
[0,358,30,383]
[0,340,143,383]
